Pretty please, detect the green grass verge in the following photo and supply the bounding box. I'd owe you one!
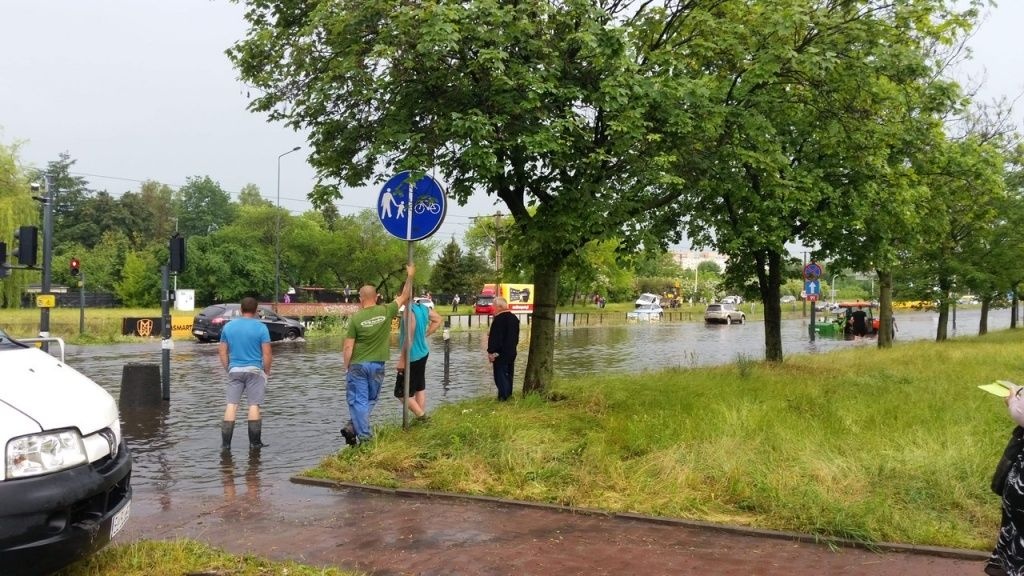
[306,329,1024,550]
[57,539,364,575]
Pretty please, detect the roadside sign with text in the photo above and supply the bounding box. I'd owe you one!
[804,280,821,302]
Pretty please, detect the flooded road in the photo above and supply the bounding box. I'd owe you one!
[63,309,1011,518]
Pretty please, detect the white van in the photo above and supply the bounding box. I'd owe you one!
[0,328,132,574]
[635,293,661,308]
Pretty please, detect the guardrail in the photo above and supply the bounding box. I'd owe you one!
[18,336,67,363]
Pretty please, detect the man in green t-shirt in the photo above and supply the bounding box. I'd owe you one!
[341,263,414,445]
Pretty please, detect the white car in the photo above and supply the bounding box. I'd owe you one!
[413,297,435,309]
[0,328,132,575]
[635,293,661,307]
[627,303,664,321]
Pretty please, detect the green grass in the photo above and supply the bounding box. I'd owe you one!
[57,539,364,576]
[307,329,1024,550]
[2,308,164,344]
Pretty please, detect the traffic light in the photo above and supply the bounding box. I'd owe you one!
[14,226,38,267]
[70,258,80,276]
[169,233,186,273]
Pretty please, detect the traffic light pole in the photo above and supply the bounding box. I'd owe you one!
[79,270,85,336]
[39,175,54,351]
[160,264,171,401]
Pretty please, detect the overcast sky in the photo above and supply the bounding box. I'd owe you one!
[1,1,1021,248]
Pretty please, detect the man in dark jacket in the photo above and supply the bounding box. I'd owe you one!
[487,296,520,401]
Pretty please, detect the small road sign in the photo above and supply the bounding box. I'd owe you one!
[803,262,823,281]
[804,279,821,299]
[36,294,55,308]
[378,171,447,241]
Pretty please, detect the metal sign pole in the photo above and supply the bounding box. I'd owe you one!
[79,270,85,336]
[160,264,171,400]
[402,181,414,430]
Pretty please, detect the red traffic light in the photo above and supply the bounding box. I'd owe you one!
[70,258,80,276]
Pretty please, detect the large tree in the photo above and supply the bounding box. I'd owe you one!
[174,175,235,237]
[0,140,38,306]
[32,152,92,248]
[678,0,976,360]
[230,0,704,393]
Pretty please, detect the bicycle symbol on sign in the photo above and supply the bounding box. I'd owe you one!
[414,194,441,215]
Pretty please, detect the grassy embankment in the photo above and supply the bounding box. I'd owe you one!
[56,539,363,576]
[306,328,1024,551]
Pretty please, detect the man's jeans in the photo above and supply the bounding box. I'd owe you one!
[346,362,384,439]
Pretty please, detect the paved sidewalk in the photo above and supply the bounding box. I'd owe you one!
[123,478,989,576]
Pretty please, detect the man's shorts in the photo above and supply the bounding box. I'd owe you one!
[226,368,267,405]
[394,356,428,398]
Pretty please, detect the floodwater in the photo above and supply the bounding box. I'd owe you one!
[63,308,1011,517]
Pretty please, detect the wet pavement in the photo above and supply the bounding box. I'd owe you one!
[78,310,1007,575]
[124,480,987,575]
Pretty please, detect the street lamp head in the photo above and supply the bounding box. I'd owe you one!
[291,146,301,151]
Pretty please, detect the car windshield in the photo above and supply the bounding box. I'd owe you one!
[477,296,494,305]
[707,305,722,311]
[0,327,27,350]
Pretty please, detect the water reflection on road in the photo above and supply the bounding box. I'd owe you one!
[64,309,1011,516]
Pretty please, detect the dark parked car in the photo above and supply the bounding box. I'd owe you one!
[192,304,305,343]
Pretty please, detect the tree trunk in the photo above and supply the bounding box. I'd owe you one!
[876,269,894,348]
[753,249,783,362]
[980,298,990,335]
[935,277,950,341]
[1012,286,1020,329]
[523,262,561,395]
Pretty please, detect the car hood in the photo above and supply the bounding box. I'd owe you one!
[0,347,118,436]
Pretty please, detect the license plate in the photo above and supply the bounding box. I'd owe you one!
[110,500,130,539]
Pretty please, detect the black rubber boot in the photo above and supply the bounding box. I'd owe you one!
[248,419,266,449]
[220,420,234,451]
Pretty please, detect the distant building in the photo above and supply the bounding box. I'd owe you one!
[669,250,728,271]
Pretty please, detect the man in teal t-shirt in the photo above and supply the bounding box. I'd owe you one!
[341,263,414,445]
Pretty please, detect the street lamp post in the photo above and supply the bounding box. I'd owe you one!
[830,274,839,304]
[275,146,301,305]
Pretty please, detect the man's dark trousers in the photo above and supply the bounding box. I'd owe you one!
[493,355,516,401]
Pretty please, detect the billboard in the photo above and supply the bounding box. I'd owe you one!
[501,283,534,313]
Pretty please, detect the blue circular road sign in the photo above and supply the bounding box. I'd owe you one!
[377,171,447,241]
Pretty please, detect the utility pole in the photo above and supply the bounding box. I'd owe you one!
[802,251,808,318]
[39,175,54,351]
[493,212,502,283]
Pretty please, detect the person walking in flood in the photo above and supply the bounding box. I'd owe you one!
[487,296,520,401]
[219,296,272,451]
[341,262,415,446]
[850,306,869,338]
[394,298,443,419]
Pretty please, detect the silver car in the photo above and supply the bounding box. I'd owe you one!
[704,303,745,325]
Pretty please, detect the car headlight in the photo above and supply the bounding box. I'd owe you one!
[6,429,88,479]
